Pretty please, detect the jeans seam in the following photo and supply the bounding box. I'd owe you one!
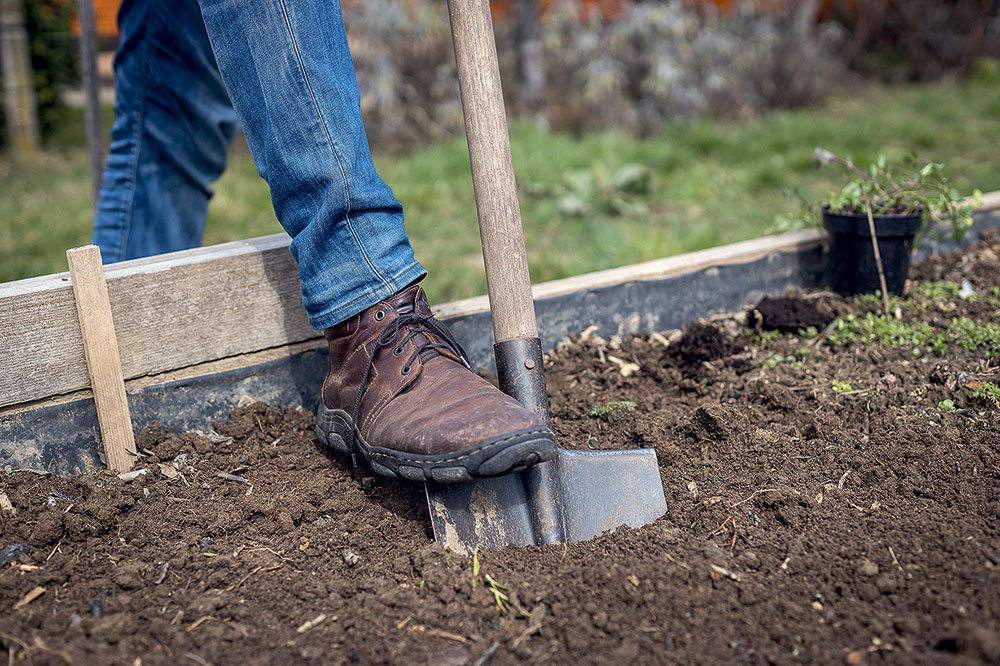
[308,263,424,326]
[275,0,391,289]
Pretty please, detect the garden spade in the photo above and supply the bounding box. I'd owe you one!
[425,0,667,554]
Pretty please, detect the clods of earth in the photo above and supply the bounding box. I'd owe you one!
[3,232,1000,665]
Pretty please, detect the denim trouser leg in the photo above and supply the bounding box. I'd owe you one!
[197,0,426,329]
[92,0,239,262]
[95,0,425,329]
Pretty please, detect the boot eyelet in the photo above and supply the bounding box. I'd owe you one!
[374,310,386,321]
[393,346,404,356]
[401,366,411,375]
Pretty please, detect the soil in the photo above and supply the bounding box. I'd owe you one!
[3,234,1000,666]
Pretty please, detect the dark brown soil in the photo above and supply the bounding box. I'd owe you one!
[751,295,838,333]
[3,235,1000,666]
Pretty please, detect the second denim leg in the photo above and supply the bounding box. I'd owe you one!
[92,0,239,261]
[197,0,426,329]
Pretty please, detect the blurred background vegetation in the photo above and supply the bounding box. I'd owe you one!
[2,0,1000,304]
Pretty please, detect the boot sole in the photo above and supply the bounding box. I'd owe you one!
[315,403,557,483]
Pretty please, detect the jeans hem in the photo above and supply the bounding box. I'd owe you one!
[307,262,427,330]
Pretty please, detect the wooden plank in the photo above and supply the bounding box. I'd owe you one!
[66,245,136,472]
[979,190,1000,211]
[435,229,825,320]
[0,234,314,408]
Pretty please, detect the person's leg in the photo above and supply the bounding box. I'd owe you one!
[92,0,239,262]
[196,0,425,330]
[192,0,553,480]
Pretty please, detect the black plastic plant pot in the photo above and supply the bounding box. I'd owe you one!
[822,208,923,296]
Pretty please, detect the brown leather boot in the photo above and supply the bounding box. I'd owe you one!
[315,284,556,483]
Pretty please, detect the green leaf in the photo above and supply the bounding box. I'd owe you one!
[612,163,651,195]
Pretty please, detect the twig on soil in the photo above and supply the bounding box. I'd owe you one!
[664,553,690,570]
[295,613,328,633]
[511,622,542,649]
[838,470,851,490]
[226,563,282,591]
[473,641,500,666]
[888,546,912,579]
[0,635,73,665]
[729,488,779,508]
[709,564,743,582]
[0,492,15,517]
[217,472,253,496]
[13,586,45,610]
[186,616,215,632]
[45,540,62,562]
[0,633,28,650]
[407,625,468,643]
[183,654,208,666]
[707,517,733,537]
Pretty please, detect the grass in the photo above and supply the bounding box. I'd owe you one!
[971,382,1000,405]
[826,286,1000,358]
[3,76,1000,304]
[588,400,637,419]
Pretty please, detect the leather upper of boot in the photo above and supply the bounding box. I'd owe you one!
[322,285,551,456]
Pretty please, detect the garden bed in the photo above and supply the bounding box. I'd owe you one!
[2,234,1000,665]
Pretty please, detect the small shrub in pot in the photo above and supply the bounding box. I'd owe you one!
[783,148,980,297]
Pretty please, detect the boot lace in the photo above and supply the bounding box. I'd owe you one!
[346,304,472,467]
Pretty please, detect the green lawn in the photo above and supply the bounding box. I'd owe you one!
[2,77,999,304]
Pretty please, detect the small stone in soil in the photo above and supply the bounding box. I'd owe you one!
[0,543,30,566]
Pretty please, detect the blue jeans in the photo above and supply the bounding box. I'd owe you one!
[92,0,426,329]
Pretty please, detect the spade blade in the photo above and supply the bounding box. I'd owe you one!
[425,447,666,555]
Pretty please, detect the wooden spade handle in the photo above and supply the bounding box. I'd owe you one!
[447,0,537,343]
[66,245,137,472]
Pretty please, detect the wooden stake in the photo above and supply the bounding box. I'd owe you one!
[66,245,136,472]
[863,198,891,316]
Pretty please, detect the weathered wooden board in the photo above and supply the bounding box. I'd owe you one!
[0,234,314,408]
